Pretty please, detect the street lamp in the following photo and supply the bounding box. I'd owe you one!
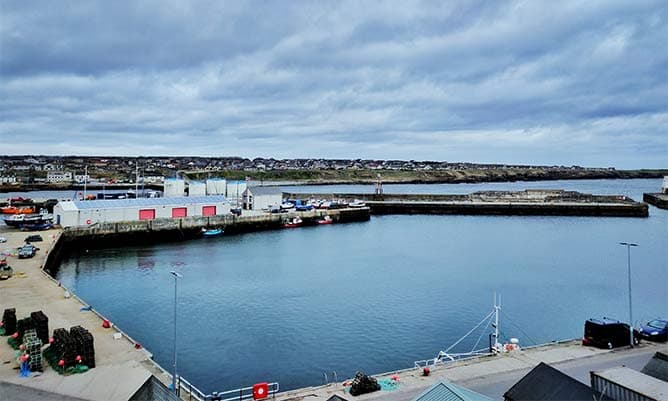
[170,271,183,393]
[619,242,638,347]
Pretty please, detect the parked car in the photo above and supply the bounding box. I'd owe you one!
[25,234,43,243]
[582,317,640,349]
[639,319,668,342]
[17,244,37,259]
[0,236,7,243]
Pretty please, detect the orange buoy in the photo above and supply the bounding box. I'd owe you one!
[423,367,430,376]
[102,319,111,328]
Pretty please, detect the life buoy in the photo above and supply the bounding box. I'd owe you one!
[86,219,92,225]
[505,343,513,351]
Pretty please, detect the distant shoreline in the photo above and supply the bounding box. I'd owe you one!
[1,168,666,193]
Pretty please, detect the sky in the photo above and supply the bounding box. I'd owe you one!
[0,1,666,168]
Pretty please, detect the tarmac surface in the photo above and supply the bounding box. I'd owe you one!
[273,341,667,401]
[0,226,169,401]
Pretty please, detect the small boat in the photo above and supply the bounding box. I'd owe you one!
[349,200,366,208]
[202,228,224,237]
[20,222,53,231]
[283,216,303,228]
[4,213,53,228]
[316,215,333,225]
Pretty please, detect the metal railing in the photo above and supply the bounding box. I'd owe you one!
[207,382,280,401]
[178,376,208,401]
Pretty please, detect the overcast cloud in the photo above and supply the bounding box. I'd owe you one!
[1,0,666,167]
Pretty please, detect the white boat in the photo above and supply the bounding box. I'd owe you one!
[349,200,366,208]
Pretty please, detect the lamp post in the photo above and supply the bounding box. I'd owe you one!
[619,242,638,347]
[170,271,182,393]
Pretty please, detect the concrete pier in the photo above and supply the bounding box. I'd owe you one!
[284,190,649,217]
[643,193,668,209]
[0,228,173,400]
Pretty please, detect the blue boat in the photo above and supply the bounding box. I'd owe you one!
[201,228,224,237]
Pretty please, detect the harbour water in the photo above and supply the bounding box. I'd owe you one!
[52,179,667,393]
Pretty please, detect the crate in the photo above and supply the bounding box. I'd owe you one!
[30,311,49,344]
[70,326,95,368]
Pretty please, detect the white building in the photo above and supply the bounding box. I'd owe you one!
[242,186,283,211]
[74,174,90,184]
[206,178,226,195]
[188,181,206,196]
[0,176,16,184]
[46,171,73,183]
[226,180,247,199]
[164,178,185,197]
[53,196,230,228]
[662,176,668,194]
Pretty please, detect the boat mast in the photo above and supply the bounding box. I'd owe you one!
[83,165,88,200]
[493,293,500,352]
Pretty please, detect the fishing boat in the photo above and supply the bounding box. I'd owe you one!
[283,216,303,228]
[4,213,53,228]
[202,227,224,237]
[20,222,53,231]
[413,294,520,369]
[316,215,333,225]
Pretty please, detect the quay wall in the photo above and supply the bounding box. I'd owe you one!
[643,193,668,209]
[284,192,649,217]
[54,207,370,249]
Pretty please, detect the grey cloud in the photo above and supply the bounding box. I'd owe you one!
[0,0,666,167]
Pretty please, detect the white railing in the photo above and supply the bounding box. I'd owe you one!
[207,382,280,401]
[178,376,208,401]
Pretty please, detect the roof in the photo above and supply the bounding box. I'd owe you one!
[412,381,493,401]
[58,196,227,210]
[641,352,668,382]
[245,186,283,196]
[592,366,668,399]
[504,362,606,401]
[326,396,349,401]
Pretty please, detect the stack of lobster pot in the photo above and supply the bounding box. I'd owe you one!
[70,326,95,368]
[16,317,34,343]
[2,308,17,334]
[52,328,77,368]
[23,329,43,372]
[30,311,49,344]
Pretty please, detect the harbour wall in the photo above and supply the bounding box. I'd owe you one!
[643,193,668,209]
[49,207,370,252]
[284,191,649,217]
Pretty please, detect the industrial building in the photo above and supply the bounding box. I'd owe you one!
[53,196,230,228]
[242,186,283,211]
[227,180,247,200]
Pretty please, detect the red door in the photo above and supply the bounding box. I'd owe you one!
[202,206,216,216]
[139,209,155,220]
[172,207,187,218]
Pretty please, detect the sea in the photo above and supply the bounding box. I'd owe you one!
[34,178,668,393]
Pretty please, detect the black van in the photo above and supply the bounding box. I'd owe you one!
[583,317,641,349]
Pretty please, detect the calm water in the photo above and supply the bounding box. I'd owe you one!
[55,179,667,393]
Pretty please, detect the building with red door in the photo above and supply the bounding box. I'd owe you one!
[53,196,230,228]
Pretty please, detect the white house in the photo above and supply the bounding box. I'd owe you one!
[53,196,230,228]
[242,186,283,211]
[46,171,73,183]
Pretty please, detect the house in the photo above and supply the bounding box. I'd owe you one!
[242,186,283,211]
[504,362,609,401]
[46,171,73,183]
[412,381,493,401]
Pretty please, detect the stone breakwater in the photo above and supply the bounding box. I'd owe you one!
[284,190,649,217]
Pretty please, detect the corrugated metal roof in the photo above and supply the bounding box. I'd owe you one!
[246,186,282,195]
[504,362,607,401]
[592,366,668,399]
[68,196,227,210]
[412,381,492,401]
[641,352,668,382]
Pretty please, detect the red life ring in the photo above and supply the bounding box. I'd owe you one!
[86,219,92,225]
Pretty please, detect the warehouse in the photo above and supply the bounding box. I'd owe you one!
[242,186,283,211]
[53,196,230,228]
